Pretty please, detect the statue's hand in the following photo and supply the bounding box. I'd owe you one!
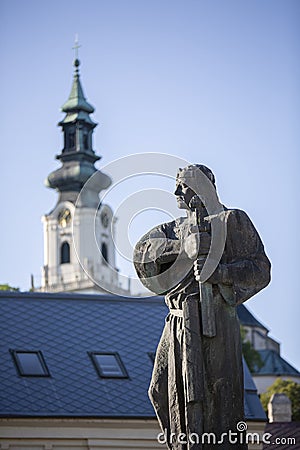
[194,260,228,284]
[184,233,199,259]
[184,230,211,259]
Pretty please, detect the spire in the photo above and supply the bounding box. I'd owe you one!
[61,58,94,114]
[45,48,111,206]
[61,35,94,114]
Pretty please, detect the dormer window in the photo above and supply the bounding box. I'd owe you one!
[89,352,129,379]
[10,350,50,377]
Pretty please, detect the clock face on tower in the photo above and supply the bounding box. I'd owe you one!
[58,208,71,228]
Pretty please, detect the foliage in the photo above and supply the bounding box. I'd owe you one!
[240,326,264,372]
[0,283,20,291]
[260,378,300,421]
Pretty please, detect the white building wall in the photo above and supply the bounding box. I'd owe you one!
[253,375,300,394]
[0,418,266,450]
[40,201,126,295]
[252,331,268,351]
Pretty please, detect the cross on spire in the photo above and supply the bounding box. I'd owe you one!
[73,34,81,59]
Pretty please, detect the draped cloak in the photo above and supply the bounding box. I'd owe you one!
[134,208,271,450]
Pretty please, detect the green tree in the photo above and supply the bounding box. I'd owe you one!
[0,284,19,291]
[240,326,264,372]
[260,378,300,421]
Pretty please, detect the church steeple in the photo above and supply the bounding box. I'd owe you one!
[62,36,94,117]
[61,58,95,115]
[45,57,111,206]
[40,52,127,295]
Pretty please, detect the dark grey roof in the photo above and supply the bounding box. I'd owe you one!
[253,350,300,376]
[263,422,300,449]
[243,359,266,420]
[0,291,265,420]
[237,304,268,331]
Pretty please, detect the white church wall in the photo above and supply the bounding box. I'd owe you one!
[0,418,266,450]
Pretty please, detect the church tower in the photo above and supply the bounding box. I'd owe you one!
[41,57,127,295]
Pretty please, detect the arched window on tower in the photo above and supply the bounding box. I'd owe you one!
[101,242,108,264]
[83,133,89,150]
[60,242,70,264]
[69,131,75,149]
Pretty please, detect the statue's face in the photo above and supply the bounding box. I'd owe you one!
[174,179,195,209]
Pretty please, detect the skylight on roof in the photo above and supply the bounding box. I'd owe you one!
[89,352,128,379]
[10,350,50,377]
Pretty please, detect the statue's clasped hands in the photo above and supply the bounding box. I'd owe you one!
[184,227,211,281]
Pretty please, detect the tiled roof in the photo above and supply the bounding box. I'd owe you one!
[253,350,300,376]
[237,304,268,331]
[243,358,266,420]
[263,422,300,449]
[0,291,265,420]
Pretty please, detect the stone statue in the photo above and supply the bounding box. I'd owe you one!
[134,164,271,449]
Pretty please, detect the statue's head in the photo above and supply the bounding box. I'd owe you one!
[174,164,216,209]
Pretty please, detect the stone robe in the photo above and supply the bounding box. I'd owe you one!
[134,208,271,450]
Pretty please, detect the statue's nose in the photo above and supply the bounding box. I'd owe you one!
[174,185,181,195]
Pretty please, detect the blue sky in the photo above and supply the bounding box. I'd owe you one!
[0,0,299,369]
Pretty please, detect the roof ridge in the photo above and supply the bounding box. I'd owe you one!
[0,291,165,304]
